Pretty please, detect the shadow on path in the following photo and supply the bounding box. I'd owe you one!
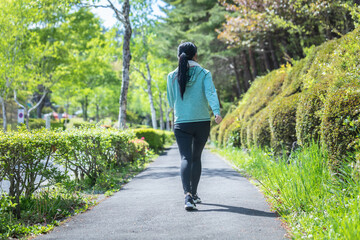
[198,203,278,218]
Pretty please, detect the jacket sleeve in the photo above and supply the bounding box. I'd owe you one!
[167,74,174,109]
[204,72,221,116]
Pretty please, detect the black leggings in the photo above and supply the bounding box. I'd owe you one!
[174,121,210,195]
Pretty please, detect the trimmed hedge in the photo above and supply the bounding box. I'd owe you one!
[0,127,151,218]
[212,27,360,165]
[269,94,300,153]
[133,128,174,152]
[321,85,360,165]
[296,83,327,146]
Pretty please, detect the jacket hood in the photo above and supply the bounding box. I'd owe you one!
[187,60,202,87]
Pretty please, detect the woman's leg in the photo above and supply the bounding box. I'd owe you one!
[191,121,210,195]
[174,126,194,194]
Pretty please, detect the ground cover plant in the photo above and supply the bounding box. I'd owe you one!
[0,126,174,239]
[214,143,360,239]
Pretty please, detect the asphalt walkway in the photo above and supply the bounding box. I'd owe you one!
[37,145,286,240]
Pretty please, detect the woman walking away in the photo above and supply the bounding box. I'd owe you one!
[167,42,222,211]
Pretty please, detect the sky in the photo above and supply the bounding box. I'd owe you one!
[91,0,167,29]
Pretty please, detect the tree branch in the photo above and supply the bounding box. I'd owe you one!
[13,90,25,109]
[28,90,47,113]
[133,66,148,82]
[107,0,126,24]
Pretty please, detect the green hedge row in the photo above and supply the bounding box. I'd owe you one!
[0,127,149,218]
[213,27,360,166]
[133,128,175,152]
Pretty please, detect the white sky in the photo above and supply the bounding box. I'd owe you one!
[91,0,167,29]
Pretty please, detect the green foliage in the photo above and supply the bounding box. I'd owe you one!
[132,128,174,152]
[0,185,92,239]
[0,125,156,238]
[251,108,271,148]
[321,86,360,166]
[215,142,360,239]
[213,27,360,165]
[27,119,65,130]
[296,84,327,145]
[0,127,67,218]
[269,94,300,153]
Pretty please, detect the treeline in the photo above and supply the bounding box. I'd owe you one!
[211,27,360,165]
[1,0,359,131]
[159,0,360,102]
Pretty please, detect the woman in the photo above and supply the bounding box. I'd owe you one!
[167,42,222,211]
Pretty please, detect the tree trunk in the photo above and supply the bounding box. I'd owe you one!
[0,96,7,132]
[158,92,164,130]
[268,39,279,69]
[232,57,242,96]
[248,47,257,79]
[118,0,132,129]
[166,107,171,131]
[260,41,271,71]
[96,103,100,123]
[145,64,157,129]
[241,50,252,92]
[81,96,88,121]
[36,98,45,118]
[25,106,30,130]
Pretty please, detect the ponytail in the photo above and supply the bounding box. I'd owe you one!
[177,42,197,99]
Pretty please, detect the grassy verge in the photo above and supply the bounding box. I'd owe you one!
[213,143,360,239]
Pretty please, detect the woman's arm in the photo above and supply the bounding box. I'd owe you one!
[204,72,221,117]
[167,74,175,109]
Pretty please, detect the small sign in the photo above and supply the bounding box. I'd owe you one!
[18,109,24,124]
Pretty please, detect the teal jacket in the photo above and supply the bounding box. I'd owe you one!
[167,60,220,124]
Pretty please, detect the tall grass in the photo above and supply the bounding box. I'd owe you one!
[215,143,360,239]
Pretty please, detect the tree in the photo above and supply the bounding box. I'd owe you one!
[86,0,133,129]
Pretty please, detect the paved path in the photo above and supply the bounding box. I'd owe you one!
[37,145,286,240]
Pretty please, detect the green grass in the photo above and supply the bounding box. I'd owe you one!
[213,143,360,239]
[0,185,94,239]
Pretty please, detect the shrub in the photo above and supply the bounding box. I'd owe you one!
[210,124,220,143]
[28,118,46,129]
[251,108,271,148]
[55,128,135,186]
[269,94,300,153]
[224,119,241,147]
[296,83,327,146]
[27,119,65,130]
[0,128,67,218]
[73,121,95,128]
[133,128,163,152]
[321,85,360,165]
[161,130,175,146]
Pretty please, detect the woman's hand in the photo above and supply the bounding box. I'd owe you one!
[215,115,222,124]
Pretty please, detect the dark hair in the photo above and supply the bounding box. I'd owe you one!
[177,42,197,99]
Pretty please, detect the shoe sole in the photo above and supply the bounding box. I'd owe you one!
[184,203,197,210]
[193,199,201,204]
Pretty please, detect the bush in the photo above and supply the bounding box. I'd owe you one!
[296,83,327,146]
[73,121,95,128]
[162,130,175,146]
[0,128,67,218]
[55,128,135,186]
[27,119,65,130]
[269,94,300,153]
[133,128,164,152]
[321,85,360,165]
[251,108,271,148]
[28,118,46,129]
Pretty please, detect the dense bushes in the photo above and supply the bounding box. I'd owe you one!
[0,125,174,238]
[133,128,174,152]
[213,27,360,163]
